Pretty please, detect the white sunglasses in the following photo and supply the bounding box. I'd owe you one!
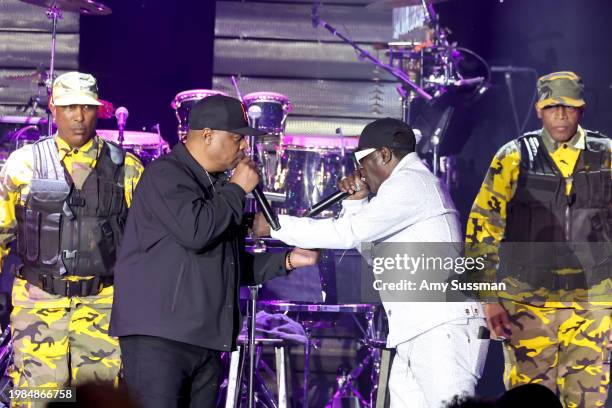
[353,148,377,164]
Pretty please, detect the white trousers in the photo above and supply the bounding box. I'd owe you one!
[388,317,489,408]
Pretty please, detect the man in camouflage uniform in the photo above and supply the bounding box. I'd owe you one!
[466,71,611,407]
[0,72,144,407]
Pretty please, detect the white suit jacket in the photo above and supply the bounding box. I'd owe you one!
[272,152,484,347]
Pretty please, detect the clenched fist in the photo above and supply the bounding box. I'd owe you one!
[229,157,260,193]
[337,169,369,200]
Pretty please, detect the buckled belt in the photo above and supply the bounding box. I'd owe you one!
[18,268,113,297]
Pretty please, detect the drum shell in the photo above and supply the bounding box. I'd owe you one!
[113,143,165,166]
[97,130,170,166]
[260,145,355,216]
[243,92,291,135]
[171,89,228,141]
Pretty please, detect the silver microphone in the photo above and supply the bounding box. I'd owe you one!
[115,106,129,146]
[115,106,129,131]
[247,105,262,131]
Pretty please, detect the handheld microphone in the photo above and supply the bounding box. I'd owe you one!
[304,190,352,218]
[115,106,129,130]
[115,106,129,146]
[252,185,280,231]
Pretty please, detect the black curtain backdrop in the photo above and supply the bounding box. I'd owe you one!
[79,0,216,146]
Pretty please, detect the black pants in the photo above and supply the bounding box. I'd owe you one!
[120,335,222,408]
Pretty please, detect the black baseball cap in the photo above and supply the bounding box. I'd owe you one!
[354,118,416,161]
[188,94,267,136]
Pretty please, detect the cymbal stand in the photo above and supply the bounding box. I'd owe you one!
[45,5,63,136]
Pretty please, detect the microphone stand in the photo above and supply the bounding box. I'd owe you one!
[244,131,261,408]
[244,124,276,407]
[247,284,260,408]
[312,10,432,102]
[504,72,522,138]
[118,126,125,148]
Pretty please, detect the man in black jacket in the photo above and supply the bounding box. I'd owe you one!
[110,95,318,408]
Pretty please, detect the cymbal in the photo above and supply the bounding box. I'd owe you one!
[20,0,111,15]
[367,0,448,10]
[97,130,167,147]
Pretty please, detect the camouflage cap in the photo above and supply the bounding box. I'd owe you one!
[52,71,102,106]
[536,71,585,110]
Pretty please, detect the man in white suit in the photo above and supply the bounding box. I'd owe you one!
[254,118,489,407]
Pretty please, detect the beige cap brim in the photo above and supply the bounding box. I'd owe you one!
[53,94,103,106]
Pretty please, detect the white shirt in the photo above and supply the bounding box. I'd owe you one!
[272,152,484,347]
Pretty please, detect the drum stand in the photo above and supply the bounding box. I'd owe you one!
[326,309,383,408]
[225,290,303,408]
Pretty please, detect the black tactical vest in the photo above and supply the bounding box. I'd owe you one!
[16,137,128,278]
[501,131,611,289]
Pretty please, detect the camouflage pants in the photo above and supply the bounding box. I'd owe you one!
[9,303,120,408]
[502,302,610,408]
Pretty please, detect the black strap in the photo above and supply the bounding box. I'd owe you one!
[18,267,113,297]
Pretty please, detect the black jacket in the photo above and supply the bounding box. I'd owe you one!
[110,143,288,351]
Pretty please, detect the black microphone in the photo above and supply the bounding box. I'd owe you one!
[252,185,281,231]
[304,190,352,218]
